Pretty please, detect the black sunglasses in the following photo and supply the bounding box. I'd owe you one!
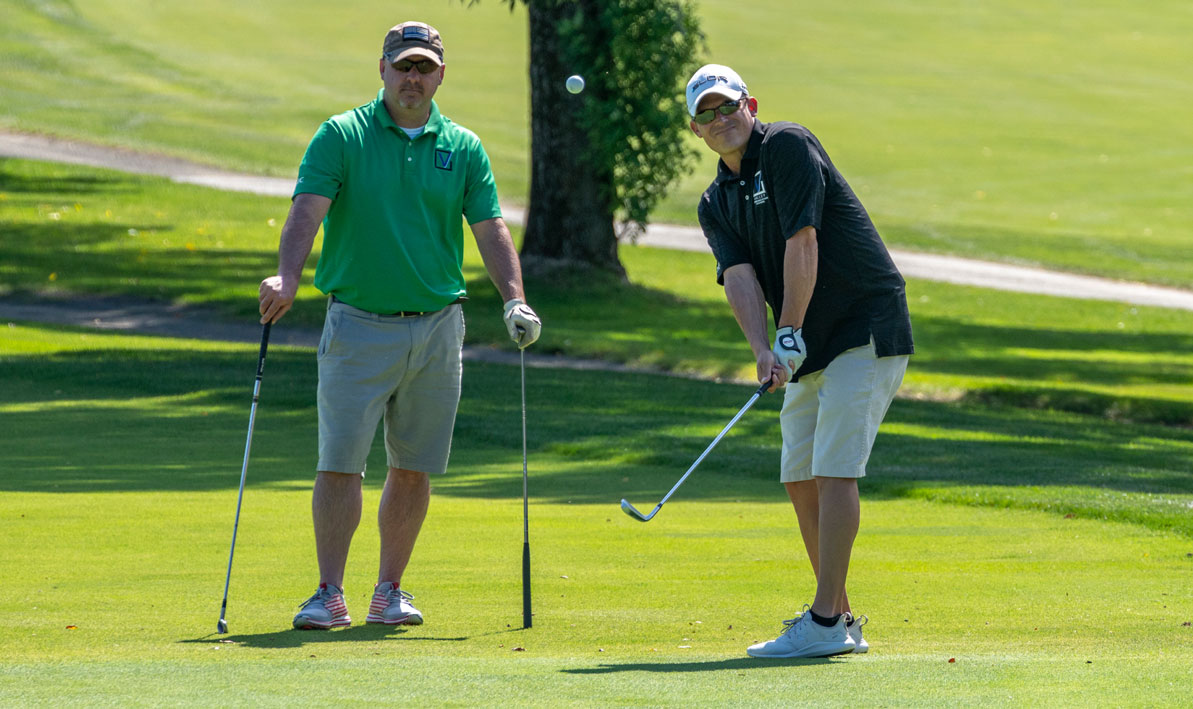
[387,57,439,74]
[692,98,744,125]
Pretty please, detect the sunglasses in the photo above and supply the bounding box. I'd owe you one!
[692,98,744,125]
[387,57,439,74]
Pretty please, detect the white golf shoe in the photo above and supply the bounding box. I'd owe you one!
[846,613,869,653]
[747,610,856,658]
[292,583,351,630]
[366,582,424,625]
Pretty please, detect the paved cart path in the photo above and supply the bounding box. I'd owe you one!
[4,130,1192,355]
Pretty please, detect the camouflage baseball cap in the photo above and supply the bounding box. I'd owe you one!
[383,21,444,66]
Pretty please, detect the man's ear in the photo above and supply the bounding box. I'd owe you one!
[747,97,758,116]
[689,120,702,137]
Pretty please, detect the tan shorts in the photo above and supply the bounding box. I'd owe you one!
[780,339,907,483]
[316,298,464,476]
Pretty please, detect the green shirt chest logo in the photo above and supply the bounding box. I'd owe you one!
[434,149,454,171]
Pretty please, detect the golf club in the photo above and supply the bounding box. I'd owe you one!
[520,346,532,629]
[217,321,271,634]
[621,378,772,523]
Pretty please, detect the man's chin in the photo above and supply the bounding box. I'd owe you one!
[397,95,425,109]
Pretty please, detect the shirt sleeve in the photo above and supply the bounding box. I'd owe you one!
[764,127,827,239]
[462,138,502,225]
[699,191,749,286]
[293,121,344,201]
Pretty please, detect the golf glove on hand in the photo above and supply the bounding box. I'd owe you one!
[772,326,806,377]
[503,298,541,349]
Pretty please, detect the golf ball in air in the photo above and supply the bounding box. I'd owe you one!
[566,75,585,94]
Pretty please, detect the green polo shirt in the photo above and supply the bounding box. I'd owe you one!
[294,89,503,313]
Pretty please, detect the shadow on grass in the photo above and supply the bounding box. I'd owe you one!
[561,657,836,674]
[180,625,469,649]
[0,220,280,311]
[0,162,135,197]
[3,340,1191,511]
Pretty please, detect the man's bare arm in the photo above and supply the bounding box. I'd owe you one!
[724,263,786,390]
[469,217,524,303]
[259,193,332,324]
[777,226,817,329]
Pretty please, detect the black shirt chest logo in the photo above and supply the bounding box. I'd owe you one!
[752,170,768,205]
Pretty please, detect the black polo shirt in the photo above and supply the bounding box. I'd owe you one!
[697,120,914,379]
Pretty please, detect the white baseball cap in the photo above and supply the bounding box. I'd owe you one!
[685,64,748,117]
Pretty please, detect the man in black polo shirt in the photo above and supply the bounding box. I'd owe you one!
[686,64,913,658]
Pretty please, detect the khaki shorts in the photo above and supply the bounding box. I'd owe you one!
[780,339,907,483]
[316,298,464,476]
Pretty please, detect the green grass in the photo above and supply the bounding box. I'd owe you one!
[4,158,1193,434]
[2,324,1192,706]
[3,0,1192,286]
[4,5,1193,698]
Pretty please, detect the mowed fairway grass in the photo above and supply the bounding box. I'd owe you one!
[2,325,1192,706]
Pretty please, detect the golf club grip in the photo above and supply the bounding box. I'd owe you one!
[256,322,271,376]
[522,541,532,628]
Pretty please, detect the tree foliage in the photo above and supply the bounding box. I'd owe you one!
[476,0,705,273]
[555,0,705,237]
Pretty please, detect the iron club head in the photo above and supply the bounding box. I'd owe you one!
[217,618,228,634]
[620,498,657,522]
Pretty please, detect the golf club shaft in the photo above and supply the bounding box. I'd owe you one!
[218,322,271,632]
[520,347,532,628]
[652,379,771,512]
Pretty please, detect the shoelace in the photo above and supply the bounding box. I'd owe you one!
[779,616,807,638]
[779,603,813,634]
[298,588,339,609]
[388,588,415,604]
[298,592,323,610]
[779,604,814,637]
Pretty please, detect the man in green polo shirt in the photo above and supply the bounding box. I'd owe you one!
[258,20,541,630]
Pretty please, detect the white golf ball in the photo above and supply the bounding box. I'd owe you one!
[565,74,585,94]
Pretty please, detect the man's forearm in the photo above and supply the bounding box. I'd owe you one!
[778,226,817,329]
[471,217,524,303]
[277,194,329,280]
[723,264,772,358]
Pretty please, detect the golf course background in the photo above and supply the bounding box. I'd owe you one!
[2,0,1192,705]
[3,0,1192,286]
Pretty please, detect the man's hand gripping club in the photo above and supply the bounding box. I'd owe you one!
[772,326,806,380]
[503,299,542,349]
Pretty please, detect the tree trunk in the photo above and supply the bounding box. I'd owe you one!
[521,0,625,278]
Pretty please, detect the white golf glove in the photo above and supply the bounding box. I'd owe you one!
[772,326,806,377]
[503,298,541,349]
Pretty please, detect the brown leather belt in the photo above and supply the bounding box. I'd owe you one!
[330,295,466,317]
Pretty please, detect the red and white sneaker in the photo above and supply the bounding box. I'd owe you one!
[292,583,351,629]
[366,582,424,625]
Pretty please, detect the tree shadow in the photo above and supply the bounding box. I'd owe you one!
[0,161,134,196]
[3,344,1190,509]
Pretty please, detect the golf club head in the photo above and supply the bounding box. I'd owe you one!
[217,618,228,634]
[620,498,657,522]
